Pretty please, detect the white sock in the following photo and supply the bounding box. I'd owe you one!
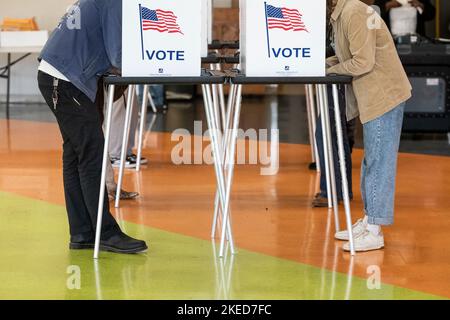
[366,223,381,235]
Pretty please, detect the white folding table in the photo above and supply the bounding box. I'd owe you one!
[0,46,43,118]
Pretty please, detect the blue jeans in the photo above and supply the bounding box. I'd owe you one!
[316,84,353,200]
[361,103,405,226]
[136,85,165,107]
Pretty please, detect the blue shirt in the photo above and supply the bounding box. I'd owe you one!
[39,0,122,102]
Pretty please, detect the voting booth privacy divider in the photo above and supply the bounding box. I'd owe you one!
[122,0,202,76]
[240,0,326,77]
[202,0,214,57]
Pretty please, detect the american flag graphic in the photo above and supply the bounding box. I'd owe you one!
[140,6,183,34]
[266,4,308,32]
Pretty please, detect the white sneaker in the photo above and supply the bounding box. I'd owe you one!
[334,216,368,241]
[111,157,136,169]
[343,230,384,252]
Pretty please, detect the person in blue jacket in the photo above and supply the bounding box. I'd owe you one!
[37,0,147,254]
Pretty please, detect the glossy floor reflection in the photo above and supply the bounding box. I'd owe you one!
[0,106,449,299]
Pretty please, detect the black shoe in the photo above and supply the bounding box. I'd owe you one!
[312,194,329,208]
[100,231,148,254]
[127,154,148,165]
[69,233,95,250]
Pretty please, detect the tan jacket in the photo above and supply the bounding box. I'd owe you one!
[327,0,412,124]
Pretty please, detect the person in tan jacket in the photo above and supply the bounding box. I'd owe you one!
[326,0,412,252]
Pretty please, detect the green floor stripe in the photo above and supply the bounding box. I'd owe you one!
[0,192,444,300]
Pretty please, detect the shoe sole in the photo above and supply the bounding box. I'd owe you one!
[343,244,384,252]
[69,243,95,250]
[311,200,343,208]
[99,244,148,254]
[111,163,136,169]
[108,194,139,201]
[70,243,148,254]
[334,230,366,241]
[312,202,328,208]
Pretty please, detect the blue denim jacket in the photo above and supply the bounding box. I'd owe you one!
[39,0,122,102]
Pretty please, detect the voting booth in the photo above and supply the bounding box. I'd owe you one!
[95,0,356,259]
[240,0,326,77]
[122,0,202,76]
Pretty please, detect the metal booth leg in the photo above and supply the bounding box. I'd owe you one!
[202,84,236,257]
[115,85,136,208]
[211,84,236,239]
[307,85,320,173]
[147,89,158,113]
[305,85,316,166]
[321,85,340,232]
[316,84,333,209]
[94,84,116,259]
[218,84,242,257]
[136,85,150,172]
[331,84,355,255]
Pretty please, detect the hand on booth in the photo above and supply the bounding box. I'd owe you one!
[326,56,340,68]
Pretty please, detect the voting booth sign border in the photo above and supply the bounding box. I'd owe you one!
[201,0,211,58]
[207,0,213,45]
[240,0,326,77]
[122,0,202,77]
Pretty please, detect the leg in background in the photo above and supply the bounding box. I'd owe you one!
[313,84,353,207]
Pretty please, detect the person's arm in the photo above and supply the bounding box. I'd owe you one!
[327,12,377,76]
[326,55,340,67]
[372,0,390,25]
[101,0,122,70]
[412,0,436,21]
[385,0,402,11]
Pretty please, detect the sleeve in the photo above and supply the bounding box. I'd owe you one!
[326,55,340,68]
[421,0,436,22]
[327,12,377,77]
[101,0,122,70]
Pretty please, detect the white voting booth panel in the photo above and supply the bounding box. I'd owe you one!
[240,0,326,77]
[207,0,213,45]
[201,0,208,57]
[201,0,213,56]
[122,0,202,76]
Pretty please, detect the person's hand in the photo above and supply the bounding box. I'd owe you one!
[385,0,402,10]
[408,0,425,10]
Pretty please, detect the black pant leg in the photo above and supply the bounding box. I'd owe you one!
[62,138,94,236]
[315,84,353,199]
[37,71,119,238]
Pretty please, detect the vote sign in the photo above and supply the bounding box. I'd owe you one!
[240,0,326,77]
[122,0,202,77]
